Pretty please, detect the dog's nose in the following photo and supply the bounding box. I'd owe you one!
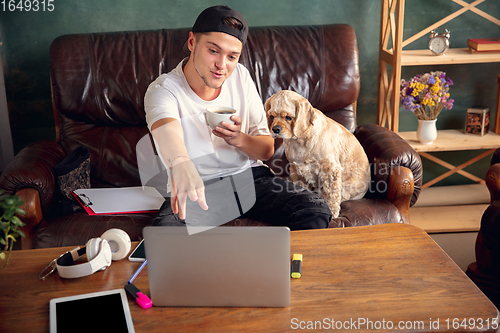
[272,125,282,134]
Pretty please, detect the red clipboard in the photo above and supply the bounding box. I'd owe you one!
[72,187,164,215]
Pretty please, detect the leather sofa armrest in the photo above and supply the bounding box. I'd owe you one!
[486,163,500,204]
[387,165,414,224]
[490,147,500,166]
[476,198,500,275]
[0,140,66,216]
[330,166,414,227]
[16,188,43,249]
[472,148,500,275]
[354,124,422,206]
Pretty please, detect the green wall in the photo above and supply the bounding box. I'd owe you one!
[1,0,499,186]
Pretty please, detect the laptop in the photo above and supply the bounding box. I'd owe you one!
[143,226,290,307]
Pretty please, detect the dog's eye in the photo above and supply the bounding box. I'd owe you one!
[286,116,292,121]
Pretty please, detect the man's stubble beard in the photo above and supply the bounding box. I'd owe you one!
[192,47,223,90]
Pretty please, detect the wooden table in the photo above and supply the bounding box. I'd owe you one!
[0,224,498,332]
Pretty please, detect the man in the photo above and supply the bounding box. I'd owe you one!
[144,5,331,230]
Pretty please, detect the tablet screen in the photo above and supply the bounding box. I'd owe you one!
[50,289,134,333]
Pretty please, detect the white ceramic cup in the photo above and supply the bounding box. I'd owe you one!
[199,106,236,130]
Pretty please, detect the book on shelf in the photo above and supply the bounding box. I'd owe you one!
[467,38,500,52]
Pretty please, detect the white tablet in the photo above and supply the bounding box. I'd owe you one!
[49,289,135,333]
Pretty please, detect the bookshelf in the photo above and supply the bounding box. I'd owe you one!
[377,0,500,232]
[377,0,500,133]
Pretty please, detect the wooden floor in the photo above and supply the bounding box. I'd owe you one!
[410,184,489,233]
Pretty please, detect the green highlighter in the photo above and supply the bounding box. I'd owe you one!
[291,254,302,278]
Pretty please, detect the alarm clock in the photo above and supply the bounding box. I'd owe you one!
[429,29,450,55]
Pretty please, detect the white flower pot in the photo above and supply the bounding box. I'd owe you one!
[417,119,437,145]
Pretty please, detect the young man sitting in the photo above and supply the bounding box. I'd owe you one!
[144,5,331,230]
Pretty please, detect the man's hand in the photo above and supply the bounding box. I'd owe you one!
[212,115,243,146]
[151,118,209,220]
[170,157,208,220]
[213,115,275,161]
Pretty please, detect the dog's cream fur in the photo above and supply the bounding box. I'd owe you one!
[265,90,370,218]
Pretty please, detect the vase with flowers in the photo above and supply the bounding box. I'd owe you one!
[400,71,454,144]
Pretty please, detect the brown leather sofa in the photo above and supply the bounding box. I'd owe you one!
[467,148,500,307]
[0,24,422,249]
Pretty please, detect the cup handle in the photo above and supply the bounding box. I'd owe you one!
[198,112,207,125]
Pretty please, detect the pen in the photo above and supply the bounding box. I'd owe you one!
[128,259,147,284]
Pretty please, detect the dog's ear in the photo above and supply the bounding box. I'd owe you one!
[264,97,274,130]
[292,96,316,138]
[264,96,272,112]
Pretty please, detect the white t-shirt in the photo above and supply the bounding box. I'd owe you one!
[144,59,270,182]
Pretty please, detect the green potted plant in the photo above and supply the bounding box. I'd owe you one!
[0,189,26,268]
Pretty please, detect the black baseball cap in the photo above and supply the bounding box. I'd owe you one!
[191,5,248,45]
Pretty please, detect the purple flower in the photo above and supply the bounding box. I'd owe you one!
[400,71,453,118]
[402,96,414,111]
[444,99,454,110]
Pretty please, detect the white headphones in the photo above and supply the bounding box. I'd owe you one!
[55,229,131,279]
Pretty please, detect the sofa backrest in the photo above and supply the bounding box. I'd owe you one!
[50,24,360,187]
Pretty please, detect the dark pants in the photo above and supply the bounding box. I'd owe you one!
[153,166,331,230]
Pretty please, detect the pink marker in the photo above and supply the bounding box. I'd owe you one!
[124,283,153,309]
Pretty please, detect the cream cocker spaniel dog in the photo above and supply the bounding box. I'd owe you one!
[265,90,370,218]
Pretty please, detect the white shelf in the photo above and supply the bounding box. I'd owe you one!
[398,130,500,152]
[380,48,500,67]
